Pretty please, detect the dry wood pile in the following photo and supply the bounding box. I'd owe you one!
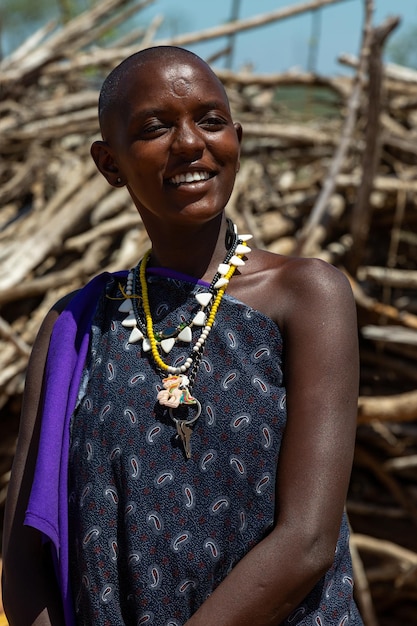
[0,0,416,624]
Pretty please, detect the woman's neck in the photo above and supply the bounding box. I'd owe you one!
[146,216,231,281]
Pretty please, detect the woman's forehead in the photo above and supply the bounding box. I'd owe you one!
[129,57,223,93]
[100,49,231,137]
[122,59,229,110]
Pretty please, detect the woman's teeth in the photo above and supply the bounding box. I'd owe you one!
[170,171,210,185]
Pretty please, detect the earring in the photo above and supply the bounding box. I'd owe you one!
[116,177,122,185]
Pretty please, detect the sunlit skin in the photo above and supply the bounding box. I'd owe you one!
[2,47,361,626]
[92,54,242,278]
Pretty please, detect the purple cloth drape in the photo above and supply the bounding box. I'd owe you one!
[25,271,127,626]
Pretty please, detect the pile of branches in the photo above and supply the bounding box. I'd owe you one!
[1,1,417,624]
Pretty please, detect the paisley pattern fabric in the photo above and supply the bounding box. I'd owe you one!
[68,273,362,625]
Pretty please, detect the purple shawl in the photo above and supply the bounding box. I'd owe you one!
[24,267,208,624]
[25,271,127,626]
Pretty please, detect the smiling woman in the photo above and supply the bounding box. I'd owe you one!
[92,47,242,240]
[2,46,363,626]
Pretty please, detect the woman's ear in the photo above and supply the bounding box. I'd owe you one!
[234,122,243,145]
[234,122,243,173]
[90,141,124,187]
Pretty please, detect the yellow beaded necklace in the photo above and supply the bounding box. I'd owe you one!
[139,247,247,375]
[119,223,252,459]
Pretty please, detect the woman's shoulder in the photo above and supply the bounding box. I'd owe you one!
[231,248,355,329]
[253,247,346,282]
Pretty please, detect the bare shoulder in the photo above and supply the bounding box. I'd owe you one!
[275,253,352,300]
[232,248,355,330]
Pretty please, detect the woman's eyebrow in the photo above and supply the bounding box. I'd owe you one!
[129,107,166,121]
[198,99,230,111]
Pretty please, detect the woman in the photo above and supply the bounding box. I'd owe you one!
[2,46,363,625]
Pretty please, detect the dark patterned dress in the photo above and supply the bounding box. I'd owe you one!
[68,272,363,625]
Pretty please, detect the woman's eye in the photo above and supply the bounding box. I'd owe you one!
[200,116,226,129]
[141,121,168,136]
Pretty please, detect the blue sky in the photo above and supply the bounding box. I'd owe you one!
[137,0,416,75]
[4,0,416,76]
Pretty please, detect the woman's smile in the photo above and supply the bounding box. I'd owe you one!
[167,170,213,186]
[100,54,242,229]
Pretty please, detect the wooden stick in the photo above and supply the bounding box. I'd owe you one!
[351,534,417,567]
[357,266,417,289]
[156,0,354,48]
[349,528,379,626]
[40,0,353,77]
[354,445,417,524]
[340,53,417,85]
[0,20,57,68]
[347,274,417,329]
[0,174,109,291]
[216,68,349,96]
[240,122,335,144]
[361,325,417,346]
[293,0,374,255]
[0,318,31,357]
[0,0,154,87]
[347,16,400,275]
[357,389,417,423]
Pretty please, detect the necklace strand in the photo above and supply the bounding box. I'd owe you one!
[118,222,252,396]
[139,243,247,375]
[117,223,252,458]
[131,222,240,347]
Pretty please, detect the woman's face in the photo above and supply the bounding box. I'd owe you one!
[103,55,242,230]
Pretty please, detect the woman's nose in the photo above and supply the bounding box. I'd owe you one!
[171,122,205,159]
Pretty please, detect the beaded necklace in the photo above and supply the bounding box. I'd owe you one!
[118,221,252,458]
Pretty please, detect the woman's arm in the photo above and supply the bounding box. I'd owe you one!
[2,298,74,626]
[186,257,359,625]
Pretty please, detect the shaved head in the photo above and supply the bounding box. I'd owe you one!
[98,46,229,139]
